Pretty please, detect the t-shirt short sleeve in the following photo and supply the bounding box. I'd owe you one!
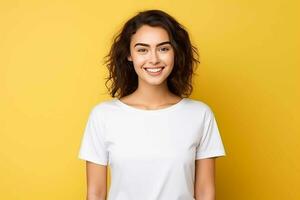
[78,106,108,166]
[195,106,226,159]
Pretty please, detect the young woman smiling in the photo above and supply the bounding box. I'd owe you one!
[78,9,226,200]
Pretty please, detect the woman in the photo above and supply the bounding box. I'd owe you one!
[78,9,226,200]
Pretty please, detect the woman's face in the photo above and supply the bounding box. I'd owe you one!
[127,25,174,86]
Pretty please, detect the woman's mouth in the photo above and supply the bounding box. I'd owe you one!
[143,67,165,76]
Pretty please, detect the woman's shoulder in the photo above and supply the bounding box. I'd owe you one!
[179,98,217,123]
[89,98,118,114]
[185,98,212,109]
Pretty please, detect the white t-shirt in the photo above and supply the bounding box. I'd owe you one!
[78,97,226,200]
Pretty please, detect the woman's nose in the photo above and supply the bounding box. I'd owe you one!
[149,51,160,64]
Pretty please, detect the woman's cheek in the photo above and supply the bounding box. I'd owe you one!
[135,56,147,67]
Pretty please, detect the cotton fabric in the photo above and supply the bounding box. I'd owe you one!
[78,98,226,200]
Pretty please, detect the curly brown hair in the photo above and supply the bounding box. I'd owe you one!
[103,9,200,98]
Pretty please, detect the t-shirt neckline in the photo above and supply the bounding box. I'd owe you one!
[114,97,187,113]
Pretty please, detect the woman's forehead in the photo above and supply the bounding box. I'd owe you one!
[130,25,170,45]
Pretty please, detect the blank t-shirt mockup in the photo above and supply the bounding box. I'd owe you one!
[78,97,226,200]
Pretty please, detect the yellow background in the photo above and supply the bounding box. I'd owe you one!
[1,0,299,199]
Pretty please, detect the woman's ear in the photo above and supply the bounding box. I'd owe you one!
[127,55,132,61]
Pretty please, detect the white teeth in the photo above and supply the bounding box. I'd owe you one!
[145,67,163,72]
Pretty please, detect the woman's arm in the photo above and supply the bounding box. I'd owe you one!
[194,158,216,200]
[86,161,107,200]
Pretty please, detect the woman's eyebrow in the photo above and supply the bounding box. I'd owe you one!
[134,41,171,48]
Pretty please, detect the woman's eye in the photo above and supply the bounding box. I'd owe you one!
[160,47,170,52]
[137,49,147,52]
